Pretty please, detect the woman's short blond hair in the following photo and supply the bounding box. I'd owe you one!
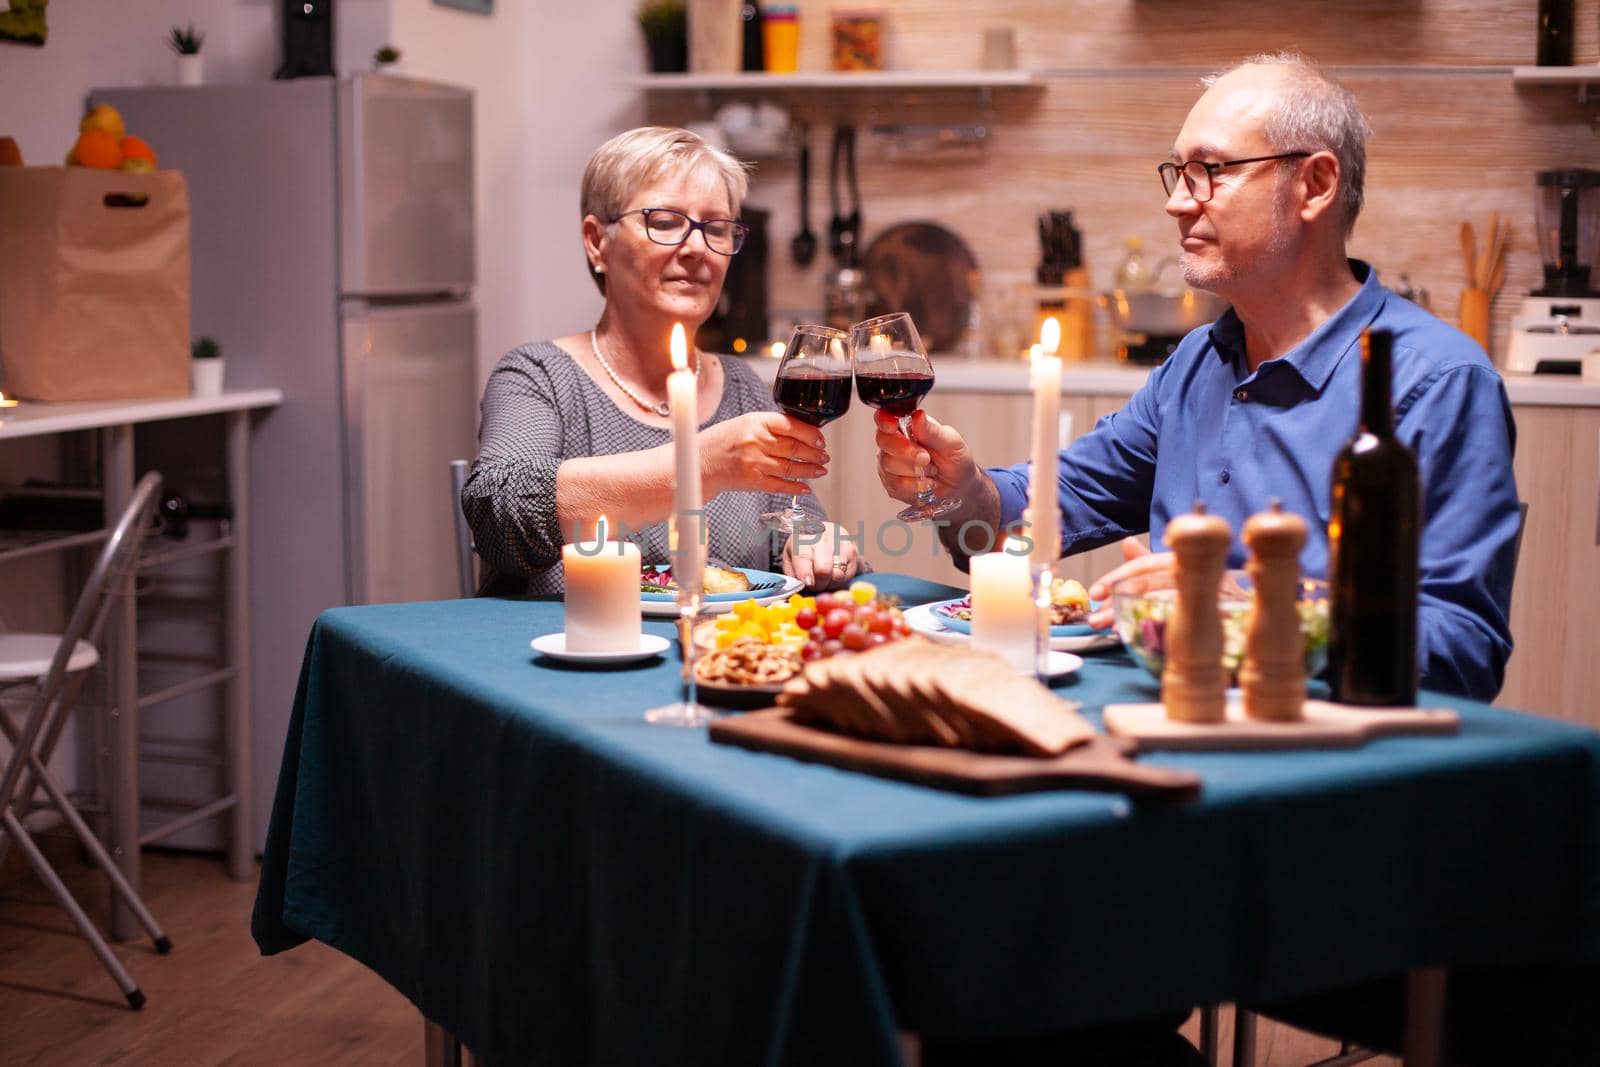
[581,126,749,225]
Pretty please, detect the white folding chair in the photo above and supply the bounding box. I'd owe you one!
[0,471,169,1009]
[449,459,476,599]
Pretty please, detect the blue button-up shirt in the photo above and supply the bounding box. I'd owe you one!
[990,261,1520,700]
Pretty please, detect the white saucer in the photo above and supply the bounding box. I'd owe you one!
[1039,649,1084,680]
[902,602,1120,654]
[531,632,671,664]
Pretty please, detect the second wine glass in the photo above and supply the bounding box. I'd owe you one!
[761,324,852,535]
[850,311,961,522]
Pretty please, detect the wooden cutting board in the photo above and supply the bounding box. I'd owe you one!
[709,707,1201,801]
[1102,698,1459,752]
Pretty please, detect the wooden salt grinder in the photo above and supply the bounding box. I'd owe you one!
[1240,501,1309,722]
[1162,503,1231,724]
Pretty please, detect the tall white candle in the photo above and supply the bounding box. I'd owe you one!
[1029,319,1063,569]
[667,323,705,597]
[561,515,643,652]
[970,537,1036,673]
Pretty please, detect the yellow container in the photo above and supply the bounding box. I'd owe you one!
[763,9,800,73]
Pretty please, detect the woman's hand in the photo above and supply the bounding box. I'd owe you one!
[782,522,864,591]
[1087,537,1171,629]
[700,412,830,497]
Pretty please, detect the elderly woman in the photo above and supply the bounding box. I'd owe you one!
[463,126,864,594]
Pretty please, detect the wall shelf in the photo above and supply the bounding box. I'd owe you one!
[1512,65,1600,104]
[631,70,1038,92]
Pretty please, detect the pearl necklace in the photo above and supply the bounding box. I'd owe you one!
[589,329,698,417]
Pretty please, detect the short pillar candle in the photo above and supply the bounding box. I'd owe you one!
[562,518,643,653]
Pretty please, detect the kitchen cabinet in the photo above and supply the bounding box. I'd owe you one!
[1498,404,1600,726]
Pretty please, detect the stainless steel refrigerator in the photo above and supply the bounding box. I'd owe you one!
[98,75,479,849]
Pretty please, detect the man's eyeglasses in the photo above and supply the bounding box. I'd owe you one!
[1158,152,1311,203]
[610,208,749,255]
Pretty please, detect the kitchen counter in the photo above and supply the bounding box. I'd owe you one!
[739,356,1600,407]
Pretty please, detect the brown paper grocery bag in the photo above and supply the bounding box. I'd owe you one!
[0,166,191,401]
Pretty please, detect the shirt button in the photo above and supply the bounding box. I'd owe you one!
[1234,389,1248,401]
[1219,468,1231,485]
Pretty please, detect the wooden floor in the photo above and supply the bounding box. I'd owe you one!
[0,837,421,1066]
[0,838,1397,1067]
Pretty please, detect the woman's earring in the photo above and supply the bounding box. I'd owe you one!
[592,263,606,274]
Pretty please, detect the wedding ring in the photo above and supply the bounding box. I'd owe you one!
[831,558,847,572]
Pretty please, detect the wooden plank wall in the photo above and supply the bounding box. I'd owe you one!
[648,0,1600,365]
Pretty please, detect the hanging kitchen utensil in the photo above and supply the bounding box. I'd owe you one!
[828,124,861,266]
[791,123,817,266]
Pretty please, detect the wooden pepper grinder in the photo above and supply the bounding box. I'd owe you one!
[1162,502,1231,724]
[1240,500,1309,722]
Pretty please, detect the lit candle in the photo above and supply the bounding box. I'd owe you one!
[0,391,18,409]
[666,323,705,597]
[970,537,1036,673]
[561,515,643,653]
[1028,319,1063,569]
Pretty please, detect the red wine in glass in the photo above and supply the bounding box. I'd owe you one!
[774,371,852,426]
[761,325,851,535]
[854,369,933,418]
[849,312,960,522]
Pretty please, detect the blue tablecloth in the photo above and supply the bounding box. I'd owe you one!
[252,576,1600,1067]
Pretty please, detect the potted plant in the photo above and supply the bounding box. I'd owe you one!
[637,0,687,73]
[191,336,224,397]
[168,25,205,86]
[373,45,402,72]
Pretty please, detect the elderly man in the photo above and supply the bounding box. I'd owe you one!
[876,52,1520,701]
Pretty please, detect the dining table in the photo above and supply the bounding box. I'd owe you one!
[251,574,1600,1066]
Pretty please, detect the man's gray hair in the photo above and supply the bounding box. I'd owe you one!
[1205,51,1371,233]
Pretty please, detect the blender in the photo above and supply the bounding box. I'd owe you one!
[1506,168,1600,374]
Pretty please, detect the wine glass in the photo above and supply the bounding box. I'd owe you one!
[850,312,961,522]
[760,324,852,535]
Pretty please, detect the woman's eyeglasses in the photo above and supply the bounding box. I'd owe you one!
[611,208,749,255]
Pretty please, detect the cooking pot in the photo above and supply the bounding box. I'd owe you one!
[1104,286,1228,338]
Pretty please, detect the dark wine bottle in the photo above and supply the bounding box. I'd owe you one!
[741,2,766,71]
[1327,328,1420,706]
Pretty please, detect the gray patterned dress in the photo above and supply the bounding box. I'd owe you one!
[462,341,825,595]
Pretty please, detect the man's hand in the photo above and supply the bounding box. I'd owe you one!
[782,522,864,591]
[873,409,983,511]
[1087,537,1173,629]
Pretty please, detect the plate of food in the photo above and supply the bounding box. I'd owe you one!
[690,581,915,706]
[930,577,1110,638]
[640,564,803,616]
[906,578,1120,652]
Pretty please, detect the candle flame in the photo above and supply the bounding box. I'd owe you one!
[1029,343,1042,361]
[770,341,786,359]
[670,323,688,371]
[595,514,609,543]
[1040,317,1061,355]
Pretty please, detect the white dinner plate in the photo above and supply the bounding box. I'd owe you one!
[531,632,672,664]
[640,574,805,617]
[902,602,1120,653]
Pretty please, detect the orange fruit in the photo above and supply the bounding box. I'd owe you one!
[80,104,126,142]
[119,135,157,170]
[70,129,122,169]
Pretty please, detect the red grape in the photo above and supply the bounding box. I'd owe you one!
[814,593,840,614]
[801,642,822,661]
[794,607,818,630]
[868,632,889,647]
[867,612,895,636]
[822,608,852,639]
[821,638,844,657]
[839,623,870,651]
